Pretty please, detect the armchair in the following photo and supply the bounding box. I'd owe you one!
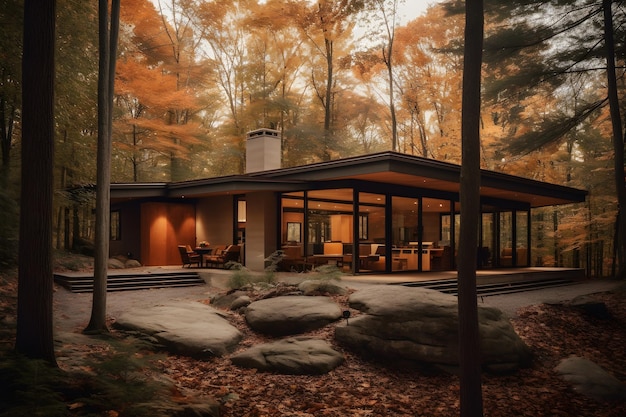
[205,245,241,268]
[178,245,201,268]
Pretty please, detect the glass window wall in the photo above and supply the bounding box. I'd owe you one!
[355,193,385,272]
[279,188,529,273]
[516,211,529,266]
[390,196,418,271]
[480,212,495,267]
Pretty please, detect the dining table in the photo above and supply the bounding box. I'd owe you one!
[194,247,213,267]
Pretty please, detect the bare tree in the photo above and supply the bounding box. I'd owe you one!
[457,0,484,416]
[84,0,120,333]
[15,0,57,363]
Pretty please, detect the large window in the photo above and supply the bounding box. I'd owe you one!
[281,192,304,245]
[279,187,528,273]
[481,212,495,267]
[496,210,530,267]
[358,193,385,272]
[307,189,352,256]
[516,211,529,266]
[391,196,418,271]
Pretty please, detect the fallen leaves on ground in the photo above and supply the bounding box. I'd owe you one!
[2,272,626,416]
[156,286,626,417]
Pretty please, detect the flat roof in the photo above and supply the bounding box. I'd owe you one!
[111,151,587,208]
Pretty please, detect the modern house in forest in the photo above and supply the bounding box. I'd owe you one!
[110,129,588,273]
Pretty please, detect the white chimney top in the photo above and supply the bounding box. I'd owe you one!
[245,128,282,173]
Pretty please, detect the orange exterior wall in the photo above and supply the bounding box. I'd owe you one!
[140,202,196,266]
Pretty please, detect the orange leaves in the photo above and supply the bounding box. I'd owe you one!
[141,288,626,417]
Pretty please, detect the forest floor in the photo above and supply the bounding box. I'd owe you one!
[2,254,626,416]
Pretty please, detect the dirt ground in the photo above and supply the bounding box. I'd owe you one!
[47,268,626,417]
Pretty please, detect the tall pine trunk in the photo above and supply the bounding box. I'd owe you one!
[16,0,57,364]
[458,0,484,416]
[603,0,626,279]
[85,0,120,333]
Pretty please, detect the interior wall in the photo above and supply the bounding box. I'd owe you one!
[368,212,386,242]
[423,212,441,243]
[330,214,353,242]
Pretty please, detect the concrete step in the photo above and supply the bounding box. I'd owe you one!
[54,271,205,293]
[395,277,576,297]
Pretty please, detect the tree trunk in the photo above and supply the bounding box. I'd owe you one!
[85,0,120,333]
[323,37,333,161]
[1,98,16,188]
[602,0,626,279]
[458,0,484,416]
[15,0,57,364]
[384,40,397,151]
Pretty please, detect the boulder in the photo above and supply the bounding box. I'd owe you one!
[568,295,612,319]
[335,286,531,373]
[124,259,142,268]
[114,301,242,357]
[298,279,348,296]
[245,295,342,336]
[555,356,626,402]
[108,257,126,269]
[230,295,252,311]
[211,290,250,310]
[230,337,344,375]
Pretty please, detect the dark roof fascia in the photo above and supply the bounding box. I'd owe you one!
[110,152,588,205]
[262,151,588,204]
[300,178,460,202]
[110,182,168,199]
[261,152,461,182]
[480,170,588,205]
[165,176,305,197]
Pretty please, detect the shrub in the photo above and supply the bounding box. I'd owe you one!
[227,262,253,289]
[313,264,343,281]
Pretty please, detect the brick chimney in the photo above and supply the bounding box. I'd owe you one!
[245,128,281,173]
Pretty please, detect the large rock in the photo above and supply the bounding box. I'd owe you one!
[335,286,531,373]
[298,279,348,296]
[230,337,344,375]
[124,259,142,268]
[211,290,251,311]
[568,295,612,319]
[108,257,126,269]
[245,295,342,336]
[556,356,626,401]
[114,301,242,357]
